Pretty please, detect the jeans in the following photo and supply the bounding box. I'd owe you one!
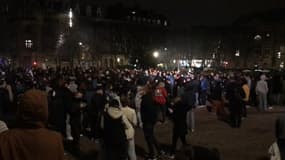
[187,110,195,131]
[195,92,199,106]
[128,138,137,160]
[171,132,187,154]
[143,123,161,157]
[199,90,207,105]
[159,104,166,123]
[258,93,267,111]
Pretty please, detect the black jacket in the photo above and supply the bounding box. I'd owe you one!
[141,92,158,124]
[171,99,188,135]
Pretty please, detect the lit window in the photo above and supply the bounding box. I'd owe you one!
[97,7,102,17]
[25,40,33,48]
[157,20,161,25]
[254,35,262,40]
[164,21,168,26]
[86,5,92,16]
[277,52,281,59]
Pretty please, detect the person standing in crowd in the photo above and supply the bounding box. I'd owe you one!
[199,75,209,105]
[68,91,86,156]
[168,96,189,159]
[272,74,283,105]
[269,117,285,160]
[121,95,137,160]
[90,84,107,138]
[135,85,144,128]
[209,74,225,120]
[256,74,269,111]
[182,80,196,132]
[241,77,250,118]
[49,78,73,138]
[102,99,130,160]
[0,89,64,160]
[192,74,200,106]
[0,78,11,120]
[89,84,107,160]
[226,75,245,128]
[0,77,13,102]
[141,85,164,160]
[153,81,168,123]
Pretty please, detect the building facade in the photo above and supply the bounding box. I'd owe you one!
[0,0,169,68]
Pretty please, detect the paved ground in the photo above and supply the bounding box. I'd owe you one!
[66,106,285,160]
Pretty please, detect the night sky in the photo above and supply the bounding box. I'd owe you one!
[102,0,285,27]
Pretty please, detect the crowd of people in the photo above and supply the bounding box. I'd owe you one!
[0,66,284,160]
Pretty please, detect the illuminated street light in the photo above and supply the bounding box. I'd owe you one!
[164,48,168,51]
[173,59,176,64]
[153,51,159,58]
[69,8,73,19]
[78,42,83,46]
[68,8,73,28]
[277,51,281,59]
[254,35,262,40]
[235,50,240,57]
[117,58,121,63]
[280,62,284,68]
[69,19,73,28]
[25,40,33,48]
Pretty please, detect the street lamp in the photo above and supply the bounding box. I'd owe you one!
[235,50,240,57]
[277,51,281,59]
[153,51,159,58]
[254,35,262,41]
[69,8,73,19]
[69,8,73,28]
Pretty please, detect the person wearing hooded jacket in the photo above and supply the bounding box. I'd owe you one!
[0,89,64,160]
[256,74,269,111]
[141,85,163,160]
[121,95,137,160]
[269,117,285,160]
[101,99,132,160]
[168,96,189,159]
[153,82,168,123]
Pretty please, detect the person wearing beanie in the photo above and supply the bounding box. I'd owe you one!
[0,89,64,160]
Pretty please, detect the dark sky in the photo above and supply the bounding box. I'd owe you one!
[102,0,285,27]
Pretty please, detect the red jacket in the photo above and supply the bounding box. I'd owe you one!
[154,87,167,105]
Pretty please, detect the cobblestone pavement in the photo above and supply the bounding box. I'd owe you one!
[66,106,285,160]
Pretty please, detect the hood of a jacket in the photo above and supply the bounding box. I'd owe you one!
[17,89,48,127]
[107,107,123,119]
